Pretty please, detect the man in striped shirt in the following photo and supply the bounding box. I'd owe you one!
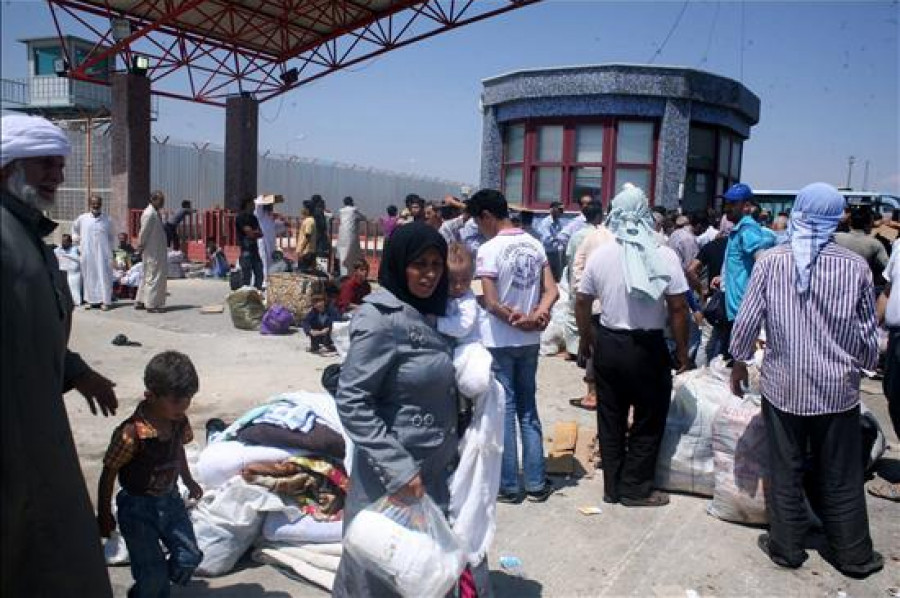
[730,183,883,578]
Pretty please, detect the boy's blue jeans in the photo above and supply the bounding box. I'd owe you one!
[489,345,546,494]
[117,489,202,598]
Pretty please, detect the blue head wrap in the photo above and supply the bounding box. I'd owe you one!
[788,183,845,294]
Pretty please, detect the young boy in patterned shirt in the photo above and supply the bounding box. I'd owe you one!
[97,351,204,596]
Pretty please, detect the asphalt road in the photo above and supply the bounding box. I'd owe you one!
[64,279,899,597]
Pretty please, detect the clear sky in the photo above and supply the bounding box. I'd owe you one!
[2,0,898,192]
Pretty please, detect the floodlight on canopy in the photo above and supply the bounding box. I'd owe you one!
[47,0,541,106]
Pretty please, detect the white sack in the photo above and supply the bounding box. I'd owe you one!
[192,477,299,577]
[262,511,343,545]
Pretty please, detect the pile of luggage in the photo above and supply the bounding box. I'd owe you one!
[190,391,353,590]
[655,358,886,525]
[225,271,327,333]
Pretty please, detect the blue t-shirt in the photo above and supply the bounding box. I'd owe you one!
[725,215,776,321]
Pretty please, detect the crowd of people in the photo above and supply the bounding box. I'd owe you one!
[2,112,898,598]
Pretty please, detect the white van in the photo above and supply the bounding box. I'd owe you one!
[754,190,900,220]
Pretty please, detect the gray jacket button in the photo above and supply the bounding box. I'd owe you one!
[411,414,423,427]
[423,413,435,426]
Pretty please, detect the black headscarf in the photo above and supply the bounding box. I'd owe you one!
[378,222,449,316]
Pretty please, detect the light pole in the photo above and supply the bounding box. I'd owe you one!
[846,155,856,189]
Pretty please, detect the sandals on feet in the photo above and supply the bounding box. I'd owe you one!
[568,396,597,411]
[867,479,900,502]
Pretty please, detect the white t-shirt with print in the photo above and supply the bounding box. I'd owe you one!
[476,229,548,348]
[579,240,688,331]
[884,240,900,328]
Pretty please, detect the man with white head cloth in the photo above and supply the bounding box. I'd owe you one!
[576,184,689,508]
[254,194,286,284]
[1,113,117,596]
[73,194,116,310]
[730,183,883,578]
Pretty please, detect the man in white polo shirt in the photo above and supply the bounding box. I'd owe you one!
[471,189,559,504]
[873,239,900,502]
[576,184,689,507]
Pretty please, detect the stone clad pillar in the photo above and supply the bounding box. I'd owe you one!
[657,98,691,210]
[110,72,151,234]
[224,94,258,211]
[479,105,502,191]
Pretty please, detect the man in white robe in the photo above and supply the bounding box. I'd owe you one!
[72,195,114,310]
[135,190,168,312]
[54,233,82,305]
[254,196,286,284]
[336,196,366,276]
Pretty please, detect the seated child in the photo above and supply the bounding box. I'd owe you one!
[302,294,339,354]
[206,239,230,278]
[336,259,372,314]
[97,351,204,596]
[116,232,136,267]
[114,259,142,300]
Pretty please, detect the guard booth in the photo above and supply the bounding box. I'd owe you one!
[22,35,113,112]
[0,35,160,226]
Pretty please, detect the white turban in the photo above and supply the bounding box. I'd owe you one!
[1,114,71,168]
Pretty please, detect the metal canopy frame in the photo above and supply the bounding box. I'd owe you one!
[47,0,540,106]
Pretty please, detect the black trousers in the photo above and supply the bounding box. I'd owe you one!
[164,222,180,250]
[582,315,601,384]
[882,328,900,439]
[547,251,564,283]
[762,399,876,569]
[239,250,264,290]
[593,326,672,500]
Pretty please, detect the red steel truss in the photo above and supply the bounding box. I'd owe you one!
[47,0,540,106]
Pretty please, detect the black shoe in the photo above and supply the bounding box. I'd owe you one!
[603,494,619,504]
[525,480,555,503]
[818,544,884,579]
[620,490,670,507]
[497,491,523,504]
[757,533,806,569]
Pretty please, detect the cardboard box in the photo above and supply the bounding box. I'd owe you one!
[545,421,578,475]
[254,194,285,205]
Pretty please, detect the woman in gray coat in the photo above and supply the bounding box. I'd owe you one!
[333,222,459,597]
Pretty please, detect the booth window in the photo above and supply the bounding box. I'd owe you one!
[613,121,655,198]
[571,124,605,204]
[33,46,63,76]
[685,124,744,212]
[533,125,564,203]
[500,118,658,208]
[502,124,525,203]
